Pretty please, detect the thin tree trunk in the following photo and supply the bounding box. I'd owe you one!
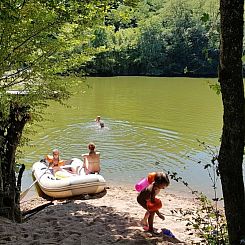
[218,0,245,244]
[0,102,30,222]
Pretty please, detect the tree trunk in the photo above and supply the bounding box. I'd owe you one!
[0,101,30,222]
[218,0,245,244]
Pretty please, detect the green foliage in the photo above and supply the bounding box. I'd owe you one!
[162,141,229,244]
[106,4,137,32]
[201,13,210,23]
[0,0,112,120]
[83,0,220,76]
[208,81,221,95]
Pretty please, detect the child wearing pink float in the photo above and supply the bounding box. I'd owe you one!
[137,172,170,233]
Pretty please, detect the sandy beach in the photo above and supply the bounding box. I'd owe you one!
[0,183,200,245]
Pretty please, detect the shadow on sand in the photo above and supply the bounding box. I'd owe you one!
[20,188,184,245]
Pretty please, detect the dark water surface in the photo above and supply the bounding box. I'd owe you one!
[20,76,225,198]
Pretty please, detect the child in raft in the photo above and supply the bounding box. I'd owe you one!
[137,171,170,233]
[45,149,76,178]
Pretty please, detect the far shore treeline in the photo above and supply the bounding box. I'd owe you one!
[69,0,222,77]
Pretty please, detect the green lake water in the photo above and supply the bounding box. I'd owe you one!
[21,76,224,197]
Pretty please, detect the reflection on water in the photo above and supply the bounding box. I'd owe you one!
[20,77,225,198]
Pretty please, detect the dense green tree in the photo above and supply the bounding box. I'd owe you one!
[136,16,167,75]
[160,0,215,75]
[84,0,219,76]
[105,4,137,32]
[0,0,117,222]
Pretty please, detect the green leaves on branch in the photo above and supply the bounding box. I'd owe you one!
[0,0,111,98]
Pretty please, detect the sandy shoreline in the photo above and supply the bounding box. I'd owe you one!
[0,183,200,245]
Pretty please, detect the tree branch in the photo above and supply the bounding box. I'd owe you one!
[17,164,25,190]
[1,21,57,66]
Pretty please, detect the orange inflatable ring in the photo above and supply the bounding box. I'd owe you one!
[146,198,162,212]
[147,172,157,184]
[45,155,64,166]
